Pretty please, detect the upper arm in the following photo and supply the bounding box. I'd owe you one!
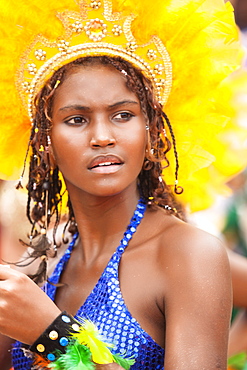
[163,226,232,370]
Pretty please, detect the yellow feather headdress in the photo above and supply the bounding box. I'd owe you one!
[0,0,245,211]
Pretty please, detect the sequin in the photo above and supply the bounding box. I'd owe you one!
[12,199,164,370]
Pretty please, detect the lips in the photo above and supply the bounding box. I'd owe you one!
[88,155,123,170]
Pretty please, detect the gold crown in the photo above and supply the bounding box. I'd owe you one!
[16,0,172,123]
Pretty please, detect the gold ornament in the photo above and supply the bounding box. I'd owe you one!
[16,0,172,124]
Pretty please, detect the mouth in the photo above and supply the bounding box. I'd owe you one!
[90,161,122,169]
[88,155,124,173]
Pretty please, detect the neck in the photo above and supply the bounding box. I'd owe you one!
[66,184,141,261]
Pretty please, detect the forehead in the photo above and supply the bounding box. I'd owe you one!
[52,64,139,108]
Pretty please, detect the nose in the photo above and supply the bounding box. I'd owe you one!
[89,120,116,148]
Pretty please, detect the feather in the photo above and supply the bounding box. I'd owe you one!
[33,353,51,369]
[48,342,95,370]
[0,0,246,211]
[71,320,114,364]
[227,352,247,370]
[112,353,135,370]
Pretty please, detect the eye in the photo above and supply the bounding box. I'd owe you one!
[113,112,134,122]
[64,116,87,126]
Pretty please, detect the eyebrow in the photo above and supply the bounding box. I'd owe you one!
[108,100,139,108]
[59,104,91,112]
[58,100,139,112]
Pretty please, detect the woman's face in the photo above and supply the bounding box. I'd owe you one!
[51,64,147,199]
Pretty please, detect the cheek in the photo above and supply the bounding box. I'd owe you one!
[50,129,78,165]
[124,127,147,164]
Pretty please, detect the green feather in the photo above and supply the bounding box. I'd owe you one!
[71,319,114,364]
[228,352,247,370]
[48,342,95,370]
[112,353,135,370]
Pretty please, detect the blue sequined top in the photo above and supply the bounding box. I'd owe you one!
[12,199,164,369]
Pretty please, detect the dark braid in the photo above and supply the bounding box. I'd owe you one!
[18,55,184,283]
[162,112,183,195]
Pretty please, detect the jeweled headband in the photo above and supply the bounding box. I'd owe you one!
[17,0,172,124]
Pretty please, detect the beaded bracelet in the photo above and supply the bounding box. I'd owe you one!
[29,312,80,361]
[29,311,135,369]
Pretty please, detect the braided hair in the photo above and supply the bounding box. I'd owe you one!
[20,55,184,283]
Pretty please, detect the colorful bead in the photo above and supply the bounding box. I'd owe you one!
[57,40,70,53]
[47,353,56,361]
[27,63,37,75]
[35,49,46,61]
[90,0,101,9]
[61,315,71,323]
[71,21,83,33]
[147,49,157,60]
[72,323,80,331]
[156,78,165,91]
[126,41,137,52]
[59,337,69,346]
[84,19,107,41]
[21,81,31,93]
[36,344,45,352]
[112,25,122,36]
[154,63,164,75]
[49,330,58,340]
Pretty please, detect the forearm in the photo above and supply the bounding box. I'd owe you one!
[228,309,247,356]
[227,249,247,307]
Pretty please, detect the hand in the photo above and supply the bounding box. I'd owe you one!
[0,265,60,344]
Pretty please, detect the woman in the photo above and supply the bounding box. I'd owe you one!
[0,0,244,369]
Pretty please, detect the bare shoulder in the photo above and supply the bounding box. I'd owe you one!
[143,206,230,290]
[153,206,228,263]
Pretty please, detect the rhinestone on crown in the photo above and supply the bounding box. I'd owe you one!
[84,19,107,41]
[16,0,172,123]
